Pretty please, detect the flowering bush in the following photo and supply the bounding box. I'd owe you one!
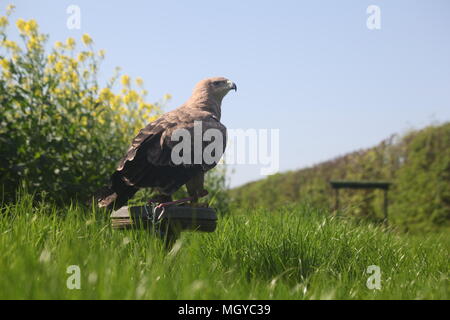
[0,5,168,204]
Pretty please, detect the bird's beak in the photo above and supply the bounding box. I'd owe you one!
[228,80,237,92]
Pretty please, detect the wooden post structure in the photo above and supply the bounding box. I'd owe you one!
[330,181,392,225]
[383,189,388,226]
[334,188,340,215]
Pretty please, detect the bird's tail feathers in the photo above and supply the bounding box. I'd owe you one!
[94,173,138,212]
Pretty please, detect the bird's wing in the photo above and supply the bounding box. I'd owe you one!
[161,113,227,170]
[116,108,226,188]
[116,109,180,171]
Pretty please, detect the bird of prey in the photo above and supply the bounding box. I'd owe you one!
[96,77,236,211]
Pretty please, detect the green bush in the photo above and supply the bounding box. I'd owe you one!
[231,123,450,233]
[391,124,450,232]
[0,7,163,204]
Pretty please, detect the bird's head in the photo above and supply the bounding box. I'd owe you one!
[194,77,237,102]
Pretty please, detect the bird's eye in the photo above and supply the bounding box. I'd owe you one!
[212,81,222,86]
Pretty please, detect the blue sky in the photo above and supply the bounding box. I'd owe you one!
[6,0,450,187]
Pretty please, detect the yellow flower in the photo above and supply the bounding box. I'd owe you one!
[148,115,159,122]
[163,93,172,100]
[124,90,139,104]
[16,18,26,34]
[121,75,130,87]
[54,61,64,73]
[28,19,37,31]
[54,41,63,49]
[6,4,15,15]
[24,19,37,35]
[60,72,68,82]
[2,39,19,52]
[99,88,113,102]
[47,54,56,64]
[0,58,9,70]
[81,97,90,105]
[69,71,78,83]
[138,102,154,113]
[66,37,75,50]
[98,49,105,58]
[77,52,87,62]
[0,16,8,28]
[26,36,40,51]
[135,77,144,87]
[119,106,128,115]
[2,70,12,79]
[69,58,78,69]
[82,33,93,45]
[112,95,122,108]
[33,88,42,98]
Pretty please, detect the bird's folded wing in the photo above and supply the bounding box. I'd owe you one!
[117,111,227,173]
[161,116,227,170]
[116,115,173,171]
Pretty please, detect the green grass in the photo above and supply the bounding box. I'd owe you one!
[0,194,448,299]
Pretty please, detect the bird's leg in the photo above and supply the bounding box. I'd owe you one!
[186,173,209,207]
[154,174,209,210]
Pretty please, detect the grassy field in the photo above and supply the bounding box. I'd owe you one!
[0,194,448,299]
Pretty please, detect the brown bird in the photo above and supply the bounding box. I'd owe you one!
[96,77,236,211]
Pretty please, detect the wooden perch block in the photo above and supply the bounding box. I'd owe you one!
[111,205,218,233]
